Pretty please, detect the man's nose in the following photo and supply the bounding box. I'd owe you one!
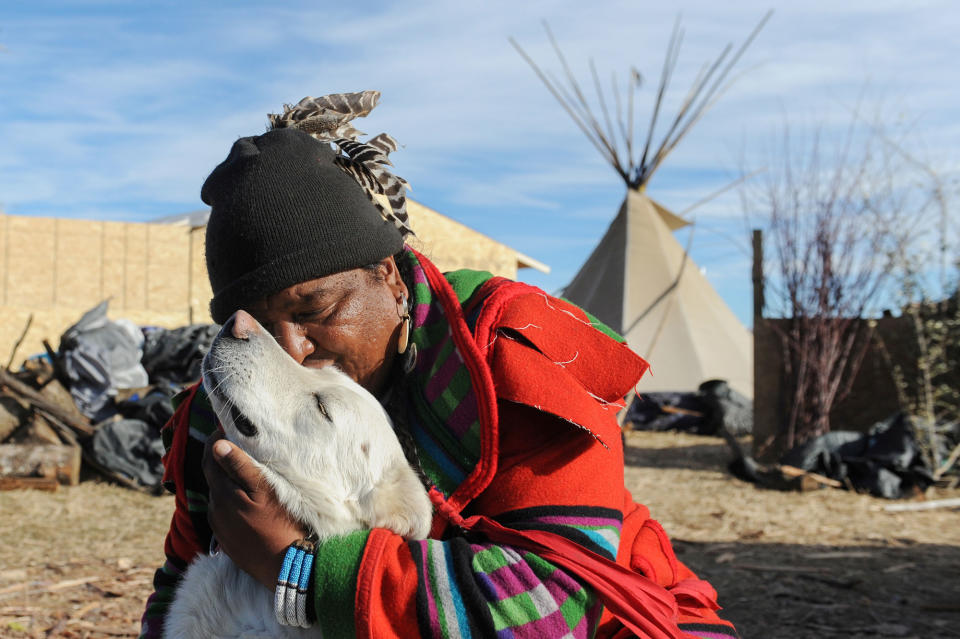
[227,310,259,340]
[272,321,316,364]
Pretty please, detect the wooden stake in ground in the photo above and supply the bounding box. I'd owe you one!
[5,314,33,371]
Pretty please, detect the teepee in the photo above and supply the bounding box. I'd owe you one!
[513,16,769,398]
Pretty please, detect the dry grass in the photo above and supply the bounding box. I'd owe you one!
[0,431,957,638]
[624,431,960,547]
[0,482,172,569]
[626,431,960,639]
[0,482,172,638]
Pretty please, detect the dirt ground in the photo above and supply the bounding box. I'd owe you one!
[1,430,958,638]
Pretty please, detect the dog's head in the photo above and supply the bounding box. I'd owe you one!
[201,310,432,540]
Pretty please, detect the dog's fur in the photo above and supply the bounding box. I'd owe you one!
[163,315,433,639]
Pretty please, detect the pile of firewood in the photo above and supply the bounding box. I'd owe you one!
[0,359,139,492]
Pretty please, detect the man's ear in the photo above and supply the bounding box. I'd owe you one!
[380,256,408,301]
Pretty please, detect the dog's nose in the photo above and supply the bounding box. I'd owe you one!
[226,310,258,340]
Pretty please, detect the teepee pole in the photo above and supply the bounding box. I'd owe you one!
[638,18,684,185]
[512,12,770,193]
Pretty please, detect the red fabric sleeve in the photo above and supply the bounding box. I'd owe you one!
[599,491,737,637]
[160,384,206,563]
[355,529,424,639]
[140,385,212,639]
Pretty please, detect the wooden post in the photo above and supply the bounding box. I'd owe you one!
[752,229,764,322]
[752,229,763,437]
[751,229,780,461]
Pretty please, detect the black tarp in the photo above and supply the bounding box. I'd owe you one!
[49,302,220,489]
[58,300,149,419]
[624,379,753,436]
[141,324,219,387]
[117,387,177,429]
[87,418,166,489]
[780,413,937,499]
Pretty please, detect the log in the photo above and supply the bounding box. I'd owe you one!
[0,476,59,492]
[0,369,93,437]
[934,441,960,480]
[33,411,78,447]
[753,464,841,492]
[0,444,81,485]
[38,379,88,426]
[18,356,56,388]
[779,464,844,488]
[0,576,101,602]
[11,414,65,446]
[659,405,705,418]
[0,397,28,442]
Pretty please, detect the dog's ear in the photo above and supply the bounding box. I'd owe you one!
[368,461,433,540]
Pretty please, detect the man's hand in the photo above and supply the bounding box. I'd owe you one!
[202,431,307,589]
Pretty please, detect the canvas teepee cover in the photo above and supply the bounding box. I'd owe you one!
[563,189,753,398]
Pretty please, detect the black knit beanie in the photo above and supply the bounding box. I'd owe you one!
[201,127,404,324]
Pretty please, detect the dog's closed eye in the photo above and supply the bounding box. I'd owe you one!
[314,394,331,421]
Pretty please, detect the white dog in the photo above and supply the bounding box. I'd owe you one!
[163,311,433,639]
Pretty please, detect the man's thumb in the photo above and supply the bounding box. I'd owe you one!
[212,439,253,486]
[213,438,233,459]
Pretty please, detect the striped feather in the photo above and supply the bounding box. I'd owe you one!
[267,91,414,238]
[267,91,380,135]
[311,91,380,118]
[334,153,412,237]
[367,132,400,156]
[336,138,393,167]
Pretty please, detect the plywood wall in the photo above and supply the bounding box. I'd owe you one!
[405,200,519,278]
[0,209,527,367]
[0,214,213,365]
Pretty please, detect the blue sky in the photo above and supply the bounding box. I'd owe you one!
[2,1,958,326]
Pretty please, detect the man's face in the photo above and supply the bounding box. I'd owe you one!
[244,257,408,395]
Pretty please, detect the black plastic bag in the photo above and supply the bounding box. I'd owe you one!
[88,419,166,489]
[780,413,934,499]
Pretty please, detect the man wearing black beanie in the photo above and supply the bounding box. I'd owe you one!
[140,95,739,639]
[202,127,404,326]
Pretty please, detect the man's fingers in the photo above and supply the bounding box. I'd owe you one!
[202,428,225,472]
[209,437,261,492]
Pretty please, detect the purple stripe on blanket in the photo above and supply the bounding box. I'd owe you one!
[417,300,444,328]
[445,392,479,439]
[511,609,578,639]
[416,338,448,374]
[425,346,464,401]
[485,558,544,599]
[412,264,427,285]
[541,566,588,601]
[534,515,623,529]
[413,301,432,327]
